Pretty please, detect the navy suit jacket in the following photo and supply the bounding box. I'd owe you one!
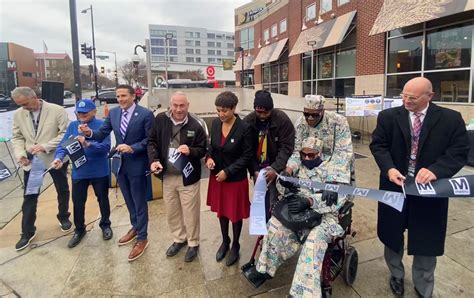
[91,105,154,176]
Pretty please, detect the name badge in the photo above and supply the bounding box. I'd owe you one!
[231,138,235,143]
[187,130,195,137]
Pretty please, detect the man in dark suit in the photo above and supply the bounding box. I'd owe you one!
[370,77,468,297]
[79,84,153,262]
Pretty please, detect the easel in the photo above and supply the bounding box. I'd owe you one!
[345,95,382,145]
[1,139,24,187]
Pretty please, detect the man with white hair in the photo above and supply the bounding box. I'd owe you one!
[147,91,207,262]
[10,86,71,251]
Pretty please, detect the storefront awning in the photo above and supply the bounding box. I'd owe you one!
[251,38,288,67]
[370,0,474,36]
[233,55,255,72]
[289,11,356,57]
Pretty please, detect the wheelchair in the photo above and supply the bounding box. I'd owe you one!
[241,186,358,297]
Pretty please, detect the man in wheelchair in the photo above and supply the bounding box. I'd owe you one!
[243,137,350,297]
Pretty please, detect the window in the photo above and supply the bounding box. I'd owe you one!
[217,58,222,63]
[185,48,194,54]
[208,41,215,47]
[387,33,423,73]
[279,19,287,34]
[151,56,165,62]
[169,48,178,55]
[195,32,201,38]
[208,50,215,55]
[169,56,178,62]
[425,70,470,102]
[195,49,201,54]
[318,52,333,79]
[185,32,193,38]
[227,51,233,56]
[216,35,222,39]
[185,40,194,46]
[227,43,234,48]
[216,50,221,56]
[186,57,194,62]
[208,57,215,63]
[262,49,289,95]
[169,39,177,47]
[216,42,221,47]
[320,0,332,14]
[306,3,316,20]
[23,72,33,77]
[196,57,201,63]
[263,29,270,42]
[195,40,201,46]
[207,33,215,39]
[271,24,278,37]
[336,48,356,77]
[338,0,350,5]
[226,36,234,40]
[151,39,164,46]
[150,30,166,37]
[240,27,255,50]
[151,47,165,55]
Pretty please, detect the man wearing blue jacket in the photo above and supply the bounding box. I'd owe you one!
[52,99,112,248]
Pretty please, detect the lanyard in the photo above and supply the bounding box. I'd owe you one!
[30,101,43,136]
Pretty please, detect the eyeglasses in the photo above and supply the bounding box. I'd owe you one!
[400,93,429,101]
[303,112,322,119]
[300,151,317,159]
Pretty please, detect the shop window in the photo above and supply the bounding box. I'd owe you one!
[317,80,333,97]
[318,52,333,79]
[425,70,470,102]
[280,19,287,33]
[386,73,420,97]
[387,33,423,73]
[335,78,355,97]
[425,23,472,70]
[303,81,312,96]
[389,23,423,37]
[263,66,271,83]
[320,0,332,14]
[306,3,316,21]
[336,48,356,77]
[302,56,312,80]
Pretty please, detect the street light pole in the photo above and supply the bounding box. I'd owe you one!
[99,49,118,86]
[164,33,173,86]
[82,5,98,100]
[235,46,244,88]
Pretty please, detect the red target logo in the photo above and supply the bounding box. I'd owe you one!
[206,66,215,78]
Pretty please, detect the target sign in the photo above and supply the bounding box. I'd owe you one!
[206,66,215,78]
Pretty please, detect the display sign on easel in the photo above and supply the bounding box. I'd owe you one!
[383,97,404,109]
[345,96,383,117]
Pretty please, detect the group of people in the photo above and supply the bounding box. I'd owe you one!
[9,76,469,297]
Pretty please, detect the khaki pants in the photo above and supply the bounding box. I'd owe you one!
[162,174,201,247]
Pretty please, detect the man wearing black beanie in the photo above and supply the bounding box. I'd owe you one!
[244,90,295,219]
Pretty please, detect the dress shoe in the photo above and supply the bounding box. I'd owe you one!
[389,276,404,296]
[118,228,137,246]
[166,241,187,257]
[68,231,86,248]
[216,238,230,261]
[102,227,113,241]
[128,239,148,262]
[184,246,199,262]
[226,243,240,266]
[15,233,36,251]
[242,265,271,288]
[58,218,73,232]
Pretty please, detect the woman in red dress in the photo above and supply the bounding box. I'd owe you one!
[206,91,254,266]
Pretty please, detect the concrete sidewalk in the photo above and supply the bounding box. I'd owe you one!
[0,143,473,297]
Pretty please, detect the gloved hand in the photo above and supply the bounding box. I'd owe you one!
[278,171,298,191]
[321,190,338,207]
[288,195,311,214]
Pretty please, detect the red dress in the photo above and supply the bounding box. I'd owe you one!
[207,134,250,223]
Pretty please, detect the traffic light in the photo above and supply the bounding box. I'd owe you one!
[114,70,118,78]
[88,64,93,74]
[81,43,87,55]
[100,66,105,74]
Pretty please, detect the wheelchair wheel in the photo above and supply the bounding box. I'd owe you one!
[342,246,358,286]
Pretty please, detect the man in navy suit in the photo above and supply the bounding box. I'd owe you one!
[79,84,153,262]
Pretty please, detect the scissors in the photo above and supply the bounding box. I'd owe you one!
[399,175,407,198]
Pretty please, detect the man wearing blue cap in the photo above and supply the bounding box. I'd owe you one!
[52,99,113,248]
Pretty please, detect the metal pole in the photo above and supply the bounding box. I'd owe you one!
[241,51,244,88]
[145,39,152,94]
[90,5,99,100]
[165,38,169,86]
[114,51,118,87]
[69,0,82,99]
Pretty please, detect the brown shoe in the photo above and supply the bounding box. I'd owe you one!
[118,229,137,246]
[128,240,148,262]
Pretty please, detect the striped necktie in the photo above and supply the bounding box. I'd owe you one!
[120,110,129,139]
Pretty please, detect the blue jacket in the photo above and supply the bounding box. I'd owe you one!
[55,118,111,180]
[90,105,153,177]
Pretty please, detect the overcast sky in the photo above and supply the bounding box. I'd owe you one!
[0,0,249,70]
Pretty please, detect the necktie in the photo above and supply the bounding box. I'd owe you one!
[120,110,129,139]
[408,112,423,177]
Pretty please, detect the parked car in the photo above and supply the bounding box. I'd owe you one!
[64,90,73,98]
[0,96,12,108]
[97,91,117,104]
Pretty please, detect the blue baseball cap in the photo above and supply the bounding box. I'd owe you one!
[75,99,96,113]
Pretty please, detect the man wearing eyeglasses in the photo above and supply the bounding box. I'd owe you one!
[243,90,295,219]
[286,95,354,191]
[370,77,468,297]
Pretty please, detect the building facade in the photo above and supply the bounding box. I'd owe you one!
[234,0,473,105]
[35,53,74,90]
[148,24,236,86]
[0,42,37,95]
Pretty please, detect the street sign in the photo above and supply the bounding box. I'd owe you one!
[96,55,109,60]
[206,65,215,78]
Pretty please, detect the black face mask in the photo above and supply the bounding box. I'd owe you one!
[302,158,323,170]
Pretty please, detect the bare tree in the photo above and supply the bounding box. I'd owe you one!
[119,59,147,86]
[180,69,205,80]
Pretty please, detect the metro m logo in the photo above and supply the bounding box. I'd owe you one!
[325,184,339,192]
[353,188,370,197]
[415,182,436,195]
[448,177,470,196]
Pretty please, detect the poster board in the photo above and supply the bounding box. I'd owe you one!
[0,110,16,141]
[345,96,383,117]
[384,97,404,109]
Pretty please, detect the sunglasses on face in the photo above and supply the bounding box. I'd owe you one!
[300,151,318,159]
[303,112,322,119]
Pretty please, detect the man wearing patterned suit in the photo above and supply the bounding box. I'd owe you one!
[79,84,153,262]
[11,87,72,251]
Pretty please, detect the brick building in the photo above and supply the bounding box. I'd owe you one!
[0,42,37,95]
[234,0,473,104]
[35,53,74,90]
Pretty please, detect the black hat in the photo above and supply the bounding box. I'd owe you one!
[254,90,274,110]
